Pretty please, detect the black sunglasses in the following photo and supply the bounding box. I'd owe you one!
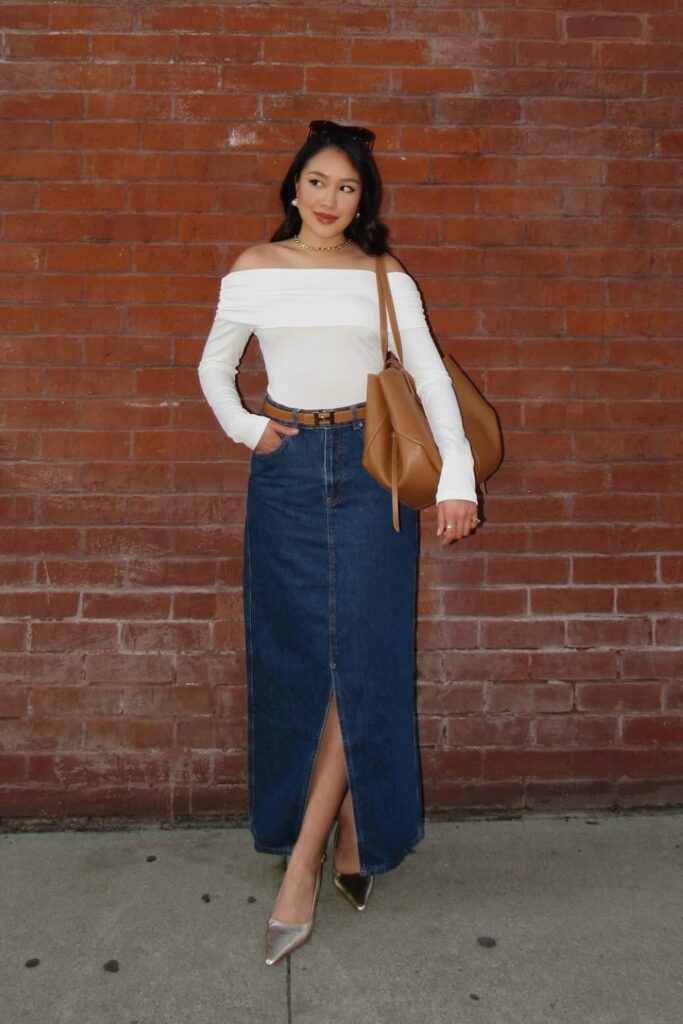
[307,119,375,152]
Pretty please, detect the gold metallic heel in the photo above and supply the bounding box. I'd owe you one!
[332,820,374,911]
[264,851,326,966]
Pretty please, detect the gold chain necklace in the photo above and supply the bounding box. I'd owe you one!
[293,233,352,252]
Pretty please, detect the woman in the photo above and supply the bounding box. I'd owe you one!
[197,120,478,965]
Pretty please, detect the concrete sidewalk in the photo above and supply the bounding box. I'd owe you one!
[1,809,681,1024]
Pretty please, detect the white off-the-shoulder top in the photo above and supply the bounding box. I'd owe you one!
[197,268,476,504]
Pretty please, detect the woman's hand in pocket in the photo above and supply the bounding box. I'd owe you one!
[254,419,299,454]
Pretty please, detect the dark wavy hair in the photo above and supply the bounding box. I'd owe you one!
[270,127,390,255]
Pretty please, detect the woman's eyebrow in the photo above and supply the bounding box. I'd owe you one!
[306,169,361,183]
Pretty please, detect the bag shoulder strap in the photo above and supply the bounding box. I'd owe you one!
[375,254,404,364]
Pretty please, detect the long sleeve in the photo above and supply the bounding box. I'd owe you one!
[386,276,477,506]
[197,281,271,450]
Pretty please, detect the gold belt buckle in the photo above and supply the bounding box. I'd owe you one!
[313,409,333,424]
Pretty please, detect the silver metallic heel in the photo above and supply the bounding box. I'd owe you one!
[332,820,374,911]
[264,851,327,966]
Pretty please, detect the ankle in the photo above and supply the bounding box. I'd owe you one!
[288,844,325,874]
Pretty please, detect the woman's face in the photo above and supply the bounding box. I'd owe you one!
[294,146,362,242]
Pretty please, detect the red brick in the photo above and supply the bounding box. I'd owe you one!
[84,654,172,686]
[121,622,209,653]
[82,592,171,620]
[398,66,473,93]
[567,16,643,39]
[0,755,28,783]
[618,587,683,614]
[416,682,483,715]
[445,716,533,747]
[6,31,90,59]
[82,527,169,558]
[431,748,483,781]
[480,620,565,649]
[443,651,530,682]
[648,16,683,41]
[2,151,82,181]
[84,719,174,751]
[483,748,574,780]
[439,100,520,133]
[576,683,663,712]
[0,622,28,650]
[81,461,173,493]
[0,592,78,619]
[481,188,562,216]
[223,65,304,92]
[139,4,222,31]
[664,683,683,709]
[567,618,652,648]
[646,73,683,99]
[620,650,682,680]
[31,622,119,652]
[140,63,220,91]
[516,40,595,68]
[660,558,683,583]
[529,650,618,680]
[136,368,205,398]
[573,557,656,584]
[174,591,218,620]
[50,4,134,30]
[623,716,683,745]
[480,10,558,39]
[2,5,50,29]
[607,159,680,187]
[32,687,120,717]
[478,67,640,99]
[434,778,525,810]
[659,132,683,157]
[351,37,429,65]
[35,560,125,588]
[603,42,683,70]
[0,687,29,718]
[0,653,82,685]
[0,528,80,557]
[89,92,172,120]
[442,588,527,617]
[42,431,129,460]
[535,715,619,746]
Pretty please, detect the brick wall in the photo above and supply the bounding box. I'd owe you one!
[1,2,681,822]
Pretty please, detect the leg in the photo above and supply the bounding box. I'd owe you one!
[334,785,362,873]
[271,691,359,922]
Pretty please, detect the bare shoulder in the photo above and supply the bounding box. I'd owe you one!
[228,243,288,273]
[380,252,408,275]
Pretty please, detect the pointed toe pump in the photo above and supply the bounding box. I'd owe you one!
[332,821,374,911]
[265,851,327,966]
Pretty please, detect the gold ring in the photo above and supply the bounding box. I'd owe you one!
[445,524,455,530]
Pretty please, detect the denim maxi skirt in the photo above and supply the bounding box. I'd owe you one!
[243,395,424,876]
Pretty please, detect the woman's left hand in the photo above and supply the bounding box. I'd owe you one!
[436,499,480,546]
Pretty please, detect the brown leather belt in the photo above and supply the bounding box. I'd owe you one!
[262,397,366,426]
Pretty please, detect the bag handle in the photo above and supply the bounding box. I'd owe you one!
[375,255,404,364]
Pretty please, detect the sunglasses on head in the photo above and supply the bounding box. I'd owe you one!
[307,119,375,152]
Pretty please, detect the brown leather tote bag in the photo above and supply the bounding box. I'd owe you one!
[362,255,502,531]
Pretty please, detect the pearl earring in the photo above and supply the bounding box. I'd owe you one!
[291,198,298,207]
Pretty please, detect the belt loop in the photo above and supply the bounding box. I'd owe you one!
[292,408,300,427]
